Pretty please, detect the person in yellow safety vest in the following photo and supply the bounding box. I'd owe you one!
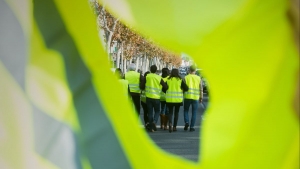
[115,68,130,99]
[160,68,170,130]
[164,69,189,133]
[125,63,145,116]
[145,65,168,132]
[140,71,150,129]
[183,65,203,132]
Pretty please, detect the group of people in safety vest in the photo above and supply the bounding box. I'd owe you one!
[115,63,203,133]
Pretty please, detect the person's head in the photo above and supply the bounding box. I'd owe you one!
[168,68,181,79]
[189,65,197,73]
[128,63,136,71]
[115,68,122,79]
[161,68,170,78]
[150,65,157,73]
[144,71,150,77]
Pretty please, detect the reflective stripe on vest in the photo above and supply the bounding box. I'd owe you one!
[160,76,168,101]
[125,71,140,93]
[184,74,200,100]
[146,73,162,99]
[166,78,183,103]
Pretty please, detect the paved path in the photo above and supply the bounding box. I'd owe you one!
[139,94,209,162]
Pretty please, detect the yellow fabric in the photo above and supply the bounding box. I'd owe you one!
[119,79,129,98]
[1,0,298,168]
[28,1,93,168]
[1,0,82,168]
[0,61,61,169]
[166,78,183,103]
[140,90,146,103]
[29,22,81,132]
[162,77,168,82]
[145,73,162,99]
[103,0,299,169]
[184,74,201,100]
[160,76,169,101]
[125,71,141,93]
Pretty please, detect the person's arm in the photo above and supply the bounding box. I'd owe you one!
[181,80,189,92]
[160,79,168,92]
[199,79,203,102]
[139,74,145,90]
[162,81,168,93]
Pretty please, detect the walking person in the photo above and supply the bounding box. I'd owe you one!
[165,69,188,133]
[141,71,150,129]
[115,68,129,99]
[145,65,168,132]
[160,68,170,130]
[183,65,203,132]
[125,63,145,116]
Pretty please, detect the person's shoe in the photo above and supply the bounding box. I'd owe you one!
[184,123,189,131]
[173,127,177,132]
[190,128,195,132]
[152,123,157,131]
[146,124,153,132]
[169,123,172,133]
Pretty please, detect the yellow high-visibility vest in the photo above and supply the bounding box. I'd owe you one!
[160,76,168,101]
[184,74,201,100]
[125,71,141,93]
[166,77,183,103]
[145,73,162,99]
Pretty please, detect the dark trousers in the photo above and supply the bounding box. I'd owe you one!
[160,101,169,115]
[168,104,180,127]
[183,99,199,128]
[130,94,140,116]
[141,101,149,124]
[146,98,160,124]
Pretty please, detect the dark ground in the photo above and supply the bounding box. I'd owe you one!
[139,93,209,162]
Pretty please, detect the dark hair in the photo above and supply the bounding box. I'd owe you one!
[150,65,157,73]
[168,69,181,80]
[115,68,122,79]
[161,68,170,78]
[189,65,197,72]
[144,71,150,77]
